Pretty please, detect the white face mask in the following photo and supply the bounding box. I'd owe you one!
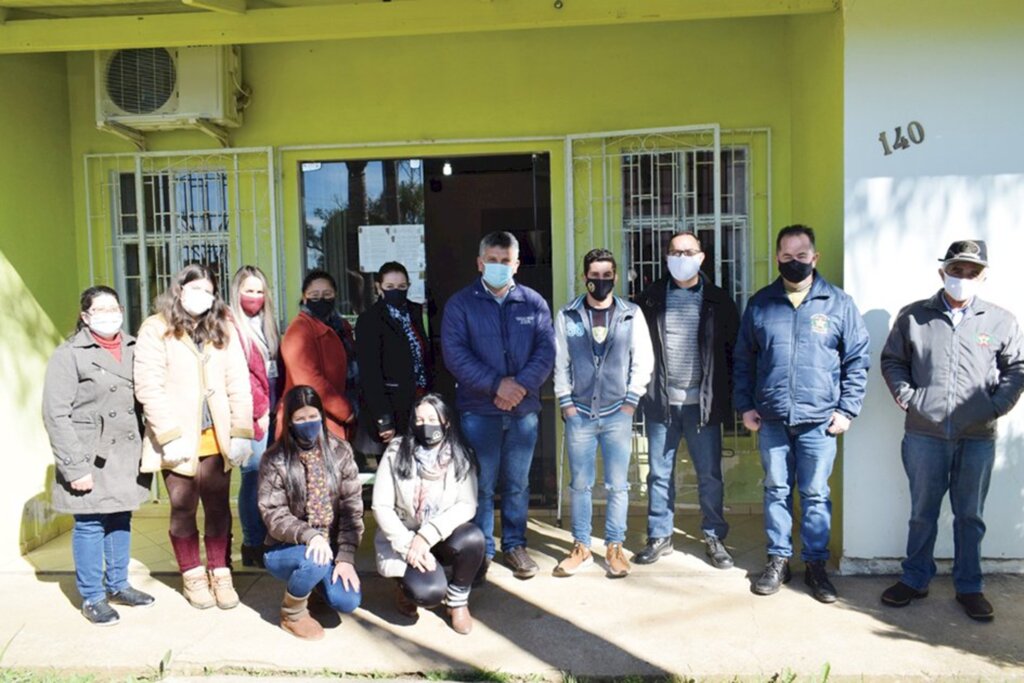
[666,254,702,283]
[87,313,123,339]
[943,275,981,303]
[181,288,215,316]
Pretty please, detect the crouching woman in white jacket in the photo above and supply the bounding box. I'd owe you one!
[372,393,483,635]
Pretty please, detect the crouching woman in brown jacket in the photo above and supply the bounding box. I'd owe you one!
[259,385,364,640]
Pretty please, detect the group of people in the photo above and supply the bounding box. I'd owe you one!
[42,226,1023,641]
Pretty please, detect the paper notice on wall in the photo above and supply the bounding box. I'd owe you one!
[358,224,427,303]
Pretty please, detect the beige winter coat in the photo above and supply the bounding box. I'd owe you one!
[371,437,477,578]
[134,314,254,476]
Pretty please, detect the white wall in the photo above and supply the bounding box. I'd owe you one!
[842,0,1024,571]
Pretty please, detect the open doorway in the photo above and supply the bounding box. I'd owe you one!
[300,152,557,505]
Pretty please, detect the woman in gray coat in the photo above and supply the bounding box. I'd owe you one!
[42,286,154,626]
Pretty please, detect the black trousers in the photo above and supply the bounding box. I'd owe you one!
[400,522,485,608]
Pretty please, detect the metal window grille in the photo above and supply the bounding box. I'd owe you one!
[85,149,277,334]
[563,127,770,520]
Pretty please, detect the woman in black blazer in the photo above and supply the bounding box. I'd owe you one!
[355,261,433,451]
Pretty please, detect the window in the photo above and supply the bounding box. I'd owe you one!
[114,170,231,330]
[300,159,425,316]
[622,146,750,308]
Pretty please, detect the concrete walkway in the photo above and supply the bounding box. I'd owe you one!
[3,514,1023,681]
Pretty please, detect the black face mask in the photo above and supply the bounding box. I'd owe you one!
[586,278,616,302]
[381,288,408,308]
[305,298,336,321]
[778,259,814,284]
[413,423,444,448]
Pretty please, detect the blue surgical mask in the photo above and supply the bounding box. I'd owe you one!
[482,263,513,290]
[290,420,323,448]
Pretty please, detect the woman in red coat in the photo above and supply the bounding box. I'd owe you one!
[278,270,356,443]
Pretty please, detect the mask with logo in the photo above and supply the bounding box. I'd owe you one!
[586,278,616,302]
[381,288,409,308]
[413,423,445,448]
[943,275,981,302]
[181,288,215,316]
[239,294,264,317]
[482,263,513,290]
[290,419,323,449]
[305,298,336,321]
[87,313,123,339]
[666,254,702,283]
[778,259,814,284]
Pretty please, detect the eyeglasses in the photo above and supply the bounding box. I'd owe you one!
[668,249,702,258]
[305,296,336,303]
[88,306,122,315]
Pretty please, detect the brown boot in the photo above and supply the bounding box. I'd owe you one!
[208,568,240,609]
[181,567,216,609]
[448,605,473,635]
[280,592,325,641]
[394,582,418,619]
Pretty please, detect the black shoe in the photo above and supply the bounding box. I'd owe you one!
[82,599,120,626]
[241,544,265,568]
[472,556,492,588]
[632,537,673,565]
[956,592,994,622]
[107,586,155,608]
[881,581,928,607]
[752,555,791,595]
[703,534,734,569]
[804,560,838,603]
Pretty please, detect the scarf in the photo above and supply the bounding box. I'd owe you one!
[387,303,428,389]
[412,442,453,526]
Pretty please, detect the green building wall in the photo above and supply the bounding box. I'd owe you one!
[3,11,846,559]
[0,52,78,563]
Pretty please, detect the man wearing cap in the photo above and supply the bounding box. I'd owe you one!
[880,239,1024,621]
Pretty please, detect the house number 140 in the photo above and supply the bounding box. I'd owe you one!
[879,121,925,156]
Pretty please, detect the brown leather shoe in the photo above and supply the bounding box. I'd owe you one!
[504,546,539,579]
[395,582,418,619]
[448,605,473,635]
[280,592,325,640]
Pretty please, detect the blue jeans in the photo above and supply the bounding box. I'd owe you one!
[263,543,361,613]
[646,404,728,540]
[758,419,836,561]
[566,410,633,545]
[72,512,132,605]
[900,433,994,594]
[238,432,269,547]
[461,411,539,557]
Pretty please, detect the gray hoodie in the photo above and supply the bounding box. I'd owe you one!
[881,291,1024,440]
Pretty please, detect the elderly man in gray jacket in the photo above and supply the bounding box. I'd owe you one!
[880,239,1024,622]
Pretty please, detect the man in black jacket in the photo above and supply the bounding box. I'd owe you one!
[635,231,740,568]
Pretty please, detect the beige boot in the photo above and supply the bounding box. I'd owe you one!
[281,592,325,640]
[208,568,240,609]
[182,567,216,609]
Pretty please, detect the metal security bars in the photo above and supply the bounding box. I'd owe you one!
[562,126,771,519]
[84,148,277,333]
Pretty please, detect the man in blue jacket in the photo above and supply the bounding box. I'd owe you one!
[734,225,870,602]
[441,231,556,582]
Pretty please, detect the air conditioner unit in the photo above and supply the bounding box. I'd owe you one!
[95,45,244,132]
